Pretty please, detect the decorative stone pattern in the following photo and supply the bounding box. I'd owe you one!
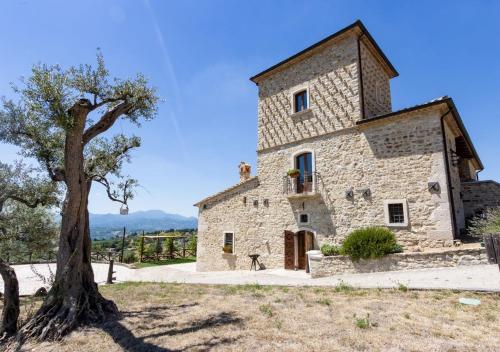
[257,34,361,151]
[195,24,486,272]
[462,180,500,218]
[360,40,391,118]
[309,248,488,278]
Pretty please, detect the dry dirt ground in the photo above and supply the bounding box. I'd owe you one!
[3,282,499,352]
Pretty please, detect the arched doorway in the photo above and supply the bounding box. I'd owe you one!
[284,230,315,270]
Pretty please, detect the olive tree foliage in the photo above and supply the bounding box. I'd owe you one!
[0,52,158,340]
[0,162,58,339]
[0,200,59,262]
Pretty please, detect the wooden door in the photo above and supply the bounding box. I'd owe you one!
[297,231,306,270]
[284,231,295,270]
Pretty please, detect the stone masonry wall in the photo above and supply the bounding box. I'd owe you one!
[309,248,488,278]
[462,180,500,218]
[360,40,391,118]
[197,106,456,271]
[257,107,453,248]
[257,34,361,151]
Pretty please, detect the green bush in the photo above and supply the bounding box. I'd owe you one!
[467,207,500,237]
[122,251,137,264]
[187,235,197,254]
[321,243,341,256]
[342,227,399,261]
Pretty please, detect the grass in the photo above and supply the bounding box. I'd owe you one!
[133,256,196,268]
[354,313,371,329]
[2,283,499,351]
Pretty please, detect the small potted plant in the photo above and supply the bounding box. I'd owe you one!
[287,168,300,178]
[222,244,233,254]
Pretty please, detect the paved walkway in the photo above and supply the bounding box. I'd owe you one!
[2,262,499,295]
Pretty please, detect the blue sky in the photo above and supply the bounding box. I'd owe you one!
[1,0,499,217]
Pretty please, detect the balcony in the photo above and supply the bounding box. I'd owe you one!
[283,172,320,199]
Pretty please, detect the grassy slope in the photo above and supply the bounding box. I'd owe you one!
[5,283,500,352]
[133,257,196,268]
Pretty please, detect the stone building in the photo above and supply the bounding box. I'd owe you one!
[194,20,499,272]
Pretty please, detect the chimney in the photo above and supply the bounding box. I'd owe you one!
[239,162,251,183]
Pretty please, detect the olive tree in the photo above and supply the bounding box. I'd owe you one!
[0,53,158,340]
[0,162,58,338]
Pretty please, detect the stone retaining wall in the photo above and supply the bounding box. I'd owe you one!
[461,180,500,218]
[309,248,488,278]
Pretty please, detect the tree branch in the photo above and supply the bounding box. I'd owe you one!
[4,195,42,209]
[93,176,127,205]
[82,101,133,145]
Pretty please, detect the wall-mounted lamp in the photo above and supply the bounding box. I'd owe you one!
[428,182,440,193]
[361,188,371,198]
[345,190,354,199]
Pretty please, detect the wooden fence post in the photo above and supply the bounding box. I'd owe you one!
[484,233,500,271]
[107,259,115,284]
[182,238,186,258]
[140,233,145,263]
[156,236,160,261]
[120,226,126,263]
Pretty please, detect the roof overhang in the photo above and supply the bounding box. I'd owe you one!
[356,97,484,170]
[250,20,399,85]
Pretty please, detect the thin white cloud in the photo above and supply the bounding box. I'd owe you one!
[143,0,189,161]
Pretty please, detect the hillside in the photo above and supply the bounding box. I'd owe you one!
[89,210,197,239]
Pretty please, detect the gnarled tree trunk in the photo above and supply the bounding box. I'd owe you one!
[20,103,117,341]
[0,258,19,339]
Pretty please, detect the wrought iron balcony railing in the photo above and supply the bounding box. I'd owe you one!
[283,172,320,198]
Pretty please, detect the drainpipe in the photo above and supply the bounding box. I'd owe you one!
[357,34,366,120]
[440,109,457,239]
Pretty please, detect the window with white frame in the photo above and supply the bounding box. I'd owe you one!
[293,89,308,113]
[384,200,409,227]
[223,232,234,254]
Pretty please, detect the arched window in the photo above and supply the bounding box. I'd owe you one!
[295,152,313,193]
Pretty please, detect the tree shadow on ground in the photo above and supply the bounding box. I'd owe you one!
[100,303,243,352]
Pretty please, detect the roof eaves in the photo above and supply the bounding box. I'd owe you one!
[356,96,450,125]
[250,20,398,84]
[193,176,259,207]
[356,96,483,170]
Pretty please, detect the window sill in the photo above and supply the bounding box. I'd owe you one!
[222,252,236,257]
[386,223,408,228]
[290,109,312,118]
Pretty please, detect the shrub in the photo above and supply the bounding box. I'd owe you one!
[187,235,197,254]
[259,304,273,317]
[342,227,399,261]
[355,313,371,329]
[390,243,403,254]
[467,207,500,237]
[122,251,137,264]
[321,243,341,256]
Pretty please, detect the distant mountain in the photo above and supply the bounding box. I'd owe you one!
[89,210,197,239]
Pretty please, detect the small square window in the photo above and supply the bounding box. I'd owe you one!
[223,232,234,254]
[294,90,308,113]
[388,203,404,223]
[384,199,408,227]
[299,213,309,224]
